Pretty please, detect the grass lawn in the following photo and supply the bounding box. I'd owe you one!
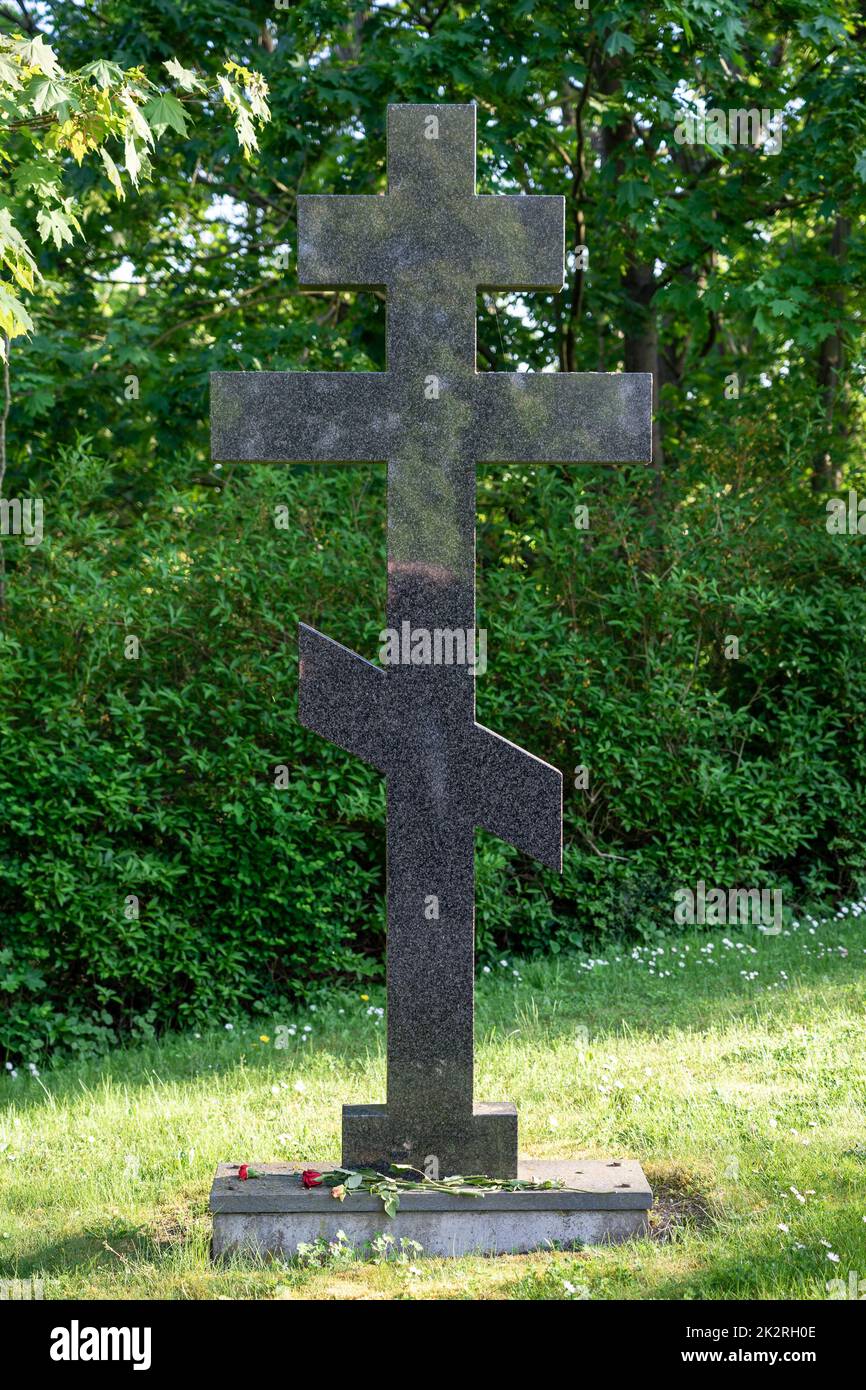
[2,910,865,1300]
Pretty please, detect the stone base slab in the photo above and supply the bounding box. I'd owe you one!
[210,1159,652,1259]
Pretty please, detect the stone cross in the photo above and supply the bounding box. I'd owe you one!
[211,103,651,1177]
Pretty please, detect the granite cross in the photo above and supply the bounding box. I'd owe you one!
[211,103,651,1178]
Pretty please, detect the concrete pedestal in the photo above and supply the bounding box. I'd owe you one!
[210,1159,652,1259]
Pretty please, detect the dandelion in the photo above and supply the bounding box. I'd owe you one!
[260,1035,270,1043]
[360,994,369,1002]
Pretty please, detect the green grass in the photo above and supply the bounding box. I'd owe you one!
[2,911,865,1300]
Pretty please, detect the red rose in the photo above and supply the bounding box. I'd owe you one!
[238,1164,249,1181]
[301,1169,322,1189]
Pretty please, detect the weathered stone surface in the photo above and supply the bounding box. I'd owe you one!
[210,103,652,1177]
[213,1208,648,1259]
[210,1159,652,1258]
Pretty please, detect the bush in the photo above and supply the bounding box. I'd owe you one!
[2,382,866,1059]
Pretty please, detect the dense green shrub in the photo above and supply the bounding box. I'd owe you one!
[2,382,866,1059]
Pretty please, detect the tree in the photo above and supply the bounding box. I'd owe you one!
[0,17,269,608]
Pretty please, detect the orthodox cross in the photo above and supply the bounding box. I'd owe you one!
[211,104,651,1176]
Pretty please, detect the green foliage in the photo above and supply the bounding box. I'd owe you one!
[6,0,865,472]
[2,397,866,1058]
[2,1,866,1059]
[0,29,269,348]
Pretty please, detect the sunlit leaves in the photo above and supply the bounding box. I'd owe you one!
[121,90,155,147]
[220,60,271,157]
[100,147,125,200]
[29,76,76,116]
[36,199,81,250]
[0,31,269,345]
[0,209,38,292]
[0,52,21,89]
[123,131,143,187]
[0,283,33,346]
[218,74,258,156]
[15,34,61,78]
[79,59,125,90]
[163,58,204,93]
[0,205,37,346]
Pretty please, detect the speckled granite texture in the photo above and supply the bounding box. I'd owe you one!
[211,104,652,1176]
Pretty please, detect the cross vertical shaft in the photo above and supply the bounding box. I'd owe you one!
[210,102,653,1177]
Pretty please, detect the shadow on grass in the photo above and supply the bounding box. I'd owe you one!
[645,1238,823,1301]
[1,947,861,1120]
[2,1206,214,1282]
